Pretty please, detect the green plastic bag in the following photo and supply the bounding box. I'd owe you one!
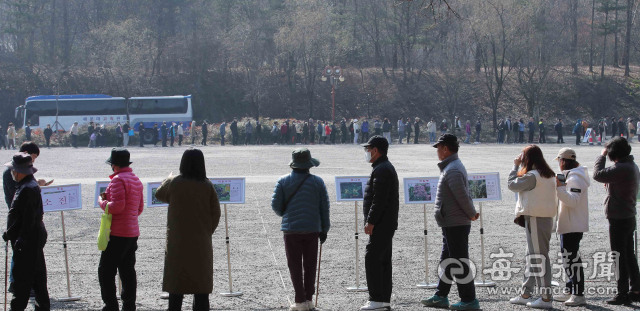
[98,204,112,251]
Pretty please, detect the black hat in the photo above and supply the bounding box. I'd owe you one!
[4,153,37,175]
[106,148,132,167]
[289,148,320,169]
[361,135,389,150]
[433,133,458,148]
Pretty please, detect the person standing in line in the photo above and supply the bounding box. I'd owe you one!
[177,122,184,146]
[122,121,130,147]
[324,122,331,145]
[155,148,221,311]
[309,120,315,145]
[24,122,32,142]
[98,148,144,311]
[115,123,123,147]
[538,119,546,144]
[302,122,309,144]
[555,119,564,144]
[169,123,176,147]
[360,136,399,311]
[95,124,102,148]
[440,119,448,136]
[0,126,7,150]
[139,122,146,148]
[152,123,159,147]
[497,119,505,144]
[455,116,462,138]
[552,148,590,307]
[405,118,412,144]
[505,117,513,144]
[190,121,197,146]
[421,134,480,310]
[465,120,471,144]
[290,121,298,145]
[272,122,280,145]
[573,119,582,146]
[316,121,323,145]
[374,119,382,136]
[593,137,640,305]
[508,145,557,309]
[43,124,53,149]
[281,122,289,145]
[611,117,618,138]
[161,121,168,147]
[414,118,421,144]
[296,121,302,144]
[331,122,338,145]
[628,118,636,142]
[397,117,405,144]
[88,122,95,147]
[201,121,208,146]
[618,117,626,138]
[527,117,535,143]
[2,153,50,311]
[474,119,482,144]
[341,119,348,144]
[271,148,331,311]
[219,122,226,146]
[70,121,79,148]
[230,118,238,146]
[245,120,253,145]
[518,119,525,143]
[349,120,355,144]
[101,124,108,148]
[637,119,640,143]
[427,118,437,143]
[598,120,606,143]
[255,119,262,145]
[361,119,370,143]
[382,118,392,144]
[354,119,360,144]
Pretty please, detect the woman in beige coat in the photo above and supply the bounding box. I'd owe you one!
[155,148,221,311]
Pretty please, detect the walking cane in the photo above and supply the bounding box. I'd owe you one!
[315,244,323,309]
[4,241,8,311]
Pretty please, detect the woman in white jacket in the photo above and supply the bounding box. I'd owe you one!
[508,145,557,309]
[553,148,590,306]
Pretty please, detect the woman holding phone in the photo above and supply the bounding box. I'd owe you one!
[507,145,557,309]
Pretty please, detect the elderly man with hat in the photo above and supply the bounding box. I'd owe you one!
[272,148,330,311]
[97,148,144,311]
[422,134,480,310]
[552,148,590,306]
[2,153,50,311]
[360,135,399,311]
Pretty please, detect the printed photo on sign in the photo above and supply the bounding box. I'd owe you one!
[94,181,110,208]
[146,181,168,207]
[467,173,502,202]
[41,184,82,212]
[335,176,369,202]
[209,178,245,204]
[403,177,439,204]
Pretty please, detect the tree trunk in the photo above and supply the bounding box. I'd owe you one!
[590,0,596,72]
[624,0,633,76]
[571,0,579,74]
[475,43,482,73]
[614,0,620,67]
[601,11,609,78]
[63,0,70,68]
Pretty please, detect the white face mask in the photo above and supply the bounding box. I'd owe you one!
[11,171,17,182]
[365,151,372,163]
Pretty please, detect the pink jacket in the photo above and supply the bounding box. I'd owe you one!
[100,167,144,237]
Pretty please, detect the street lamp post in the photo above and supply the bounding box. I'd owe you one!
[321,66,344,122]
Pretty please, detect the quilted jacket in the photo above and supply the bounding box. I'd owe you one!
[100,167,144,237]
[271,170,331,234]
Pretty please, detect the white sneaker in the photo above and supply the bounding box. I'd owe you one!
[564,295,586,306]
[553,293,572,302]
[306,300,315,310]
[360,301,386,310]
[509,295,533,305]
[526,297,553,309]
[289,302,309,311]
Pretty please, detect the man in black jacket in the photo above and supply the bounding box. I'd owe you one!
[201,121,208,146]
[160,121,168,147]
[360,135,398,311]
[2,153,50,311]
[528,117,535,143]
[593,137,640,305]
[138,122,145,147]
[230,118,238,145]
[555,119,564,143]
[43,124,53,148]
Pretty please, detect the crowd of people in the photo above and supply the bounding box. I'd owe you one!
[2,131,639,310]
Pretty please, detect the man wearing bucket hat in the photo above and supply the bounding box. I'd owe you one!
[2,153,51,310]
[98,148,144,311]
[360,135,399,311]
[272,148,330,311]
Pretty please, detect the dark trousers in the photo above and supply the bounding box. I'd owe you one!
[168,293,209,311]
[375,129,381,136]
[528,130,534,143]
[191,136,196,145]
[560,232,584,296]
[539,132,546,143]
[519,131,524,143]
[362,132,369,143]
[72,134,77,148]
[310,132,315,144]
[576,133,581,145]
[232,133,238,145]
[284,233,318,303]
[162,135,167,147]
[220,135,225,146]
[201,134,207,146]
[415,131,420,144]
[170,136,174,146]
[406,132,411,144]
[557,131,564,143]
[609,217,640,294]
[436,225,476,302]
[178,135,183,146]
[245,133,252,145]
[99,236,138,311]
[365,227,395,303]
[45,137,50,147]
[11,240,50,311]
[475,131,480,143]
[140,132,145,147]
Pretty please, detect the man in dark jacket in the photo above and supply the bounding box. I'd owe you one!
[422,134,479,310]
[230,118,238,145]
[2,153,50,311]
[555,119,564,143]
[538,119,546,143]
[414,118,421,144]
[528,117,535,143]
[201,121,208,146]
[160,121,168,147]
[612,117,618,138]
[593,137,640,305]
[341,119,348,144]
[138,122,145,147]
[43,124,53,148]
[24,122,32,141]
[618,117,626,138]
[360,136,398,311]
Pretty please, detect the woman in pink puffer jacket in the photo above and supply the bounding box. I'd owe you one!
[98,148,144,311]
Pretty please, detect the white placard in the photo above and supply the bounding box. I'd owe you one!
[94,181,111,208]
[335,176,369,202]
[147,181,168,207]
[41,184,82,212]
[468,172,502,202]
[582,128,592,143]
[209,177,245,204]
[403,177,440,204]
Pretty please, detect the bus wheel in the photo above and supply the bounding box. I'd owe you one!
[143,132,154,144]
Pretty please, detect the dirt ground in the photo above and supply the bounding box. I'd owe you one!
[0,140,637,310]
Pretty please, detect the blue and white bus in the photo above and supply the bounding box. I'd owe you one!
[15,94,193,143]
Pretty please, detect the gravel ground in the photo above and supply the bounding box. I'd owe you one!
[0,141,637,310]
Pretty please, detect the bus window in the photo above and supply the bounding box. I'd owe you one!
[129,98,188,114]
[25,101,56,125]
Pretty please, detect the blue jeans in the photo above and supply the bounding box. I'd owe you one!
[429,132,436,143]
[398,131,405,143]
[465,133,470,143]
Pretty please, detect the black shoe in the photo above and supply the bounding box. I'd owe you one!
[630,291,640,302]
[30,288,35,297]
[607,293,632,305]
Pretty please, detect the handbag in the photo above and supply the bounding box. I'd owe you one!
[97,204,112,251]
[128,129,134,136]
